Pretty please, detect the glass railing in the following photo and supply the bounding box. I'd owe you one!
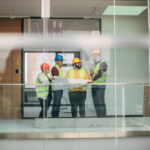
[0,83,149,138]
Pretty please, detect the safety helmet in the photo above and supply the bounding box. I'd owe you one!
[91,49,101,55]
[72,57,81,64]
[55,55,63,61]
[40,63,50,71]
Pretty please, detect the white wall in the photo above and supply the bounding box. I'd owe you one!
[101,16,149,115]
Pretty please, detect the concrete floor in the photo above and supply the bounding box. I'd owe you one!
[0,117,150,133]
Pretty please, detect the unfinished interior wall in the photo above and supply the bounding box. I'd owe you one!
[102,16,148,115]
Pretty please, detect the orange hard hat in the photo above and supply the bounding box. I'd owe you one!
[91,49,101,55]
[72,58,81,64]
[40,63,50,70]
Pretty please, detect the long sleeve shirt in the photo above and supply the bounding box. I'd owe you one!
[38,73,51,85]
[51,67,59,76]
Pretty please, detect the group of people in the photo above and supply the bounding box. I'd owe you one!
[35,49,107,118]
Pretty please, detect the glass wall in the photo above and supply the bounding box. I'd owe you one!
[0,0,149,139]
[114,0,149,133]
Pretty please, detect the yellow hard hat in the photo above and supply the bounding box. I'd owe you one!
[72,57,81,64]
[91,49,101,55]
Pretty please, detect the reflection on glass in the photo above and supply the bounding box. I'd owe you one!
[25,52,55,88]
[0,0,149,139]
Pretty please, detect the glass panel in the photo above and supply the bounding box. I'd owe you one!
[115,0,149,133]
[23,18,110,119]
[25,52,55,88]
[101,0,116,135]
[0,0,150,141]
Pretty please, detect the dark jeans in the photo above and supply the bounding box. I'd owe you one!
[51,90,63,118]
[69,91,86,118]
[92,86,106,117]
[39,97,52,118]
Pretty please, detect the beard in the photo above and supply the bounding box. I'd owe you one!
[75,64,81,69]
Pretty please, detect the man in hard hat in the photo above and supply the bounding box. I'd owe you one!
[89,49,107,117]
[51,54,64,118]
[66,57,90,118]
[35,63,52,118]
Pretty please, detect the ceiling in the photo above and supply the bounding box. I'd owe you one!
[0,0,147,18]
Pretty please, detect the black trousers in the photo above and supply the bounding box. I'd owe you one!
[38,86,52,118]
[69,91,86,118]
[51,90,63,118]
[92,86,106,117]
[39,96,52,118]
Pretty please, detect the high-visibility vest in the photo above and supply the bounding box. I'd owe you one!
[51,65,64,90]
[35,72,49,99]
[92,62,107,83]
[68,68,86,91]
[51,65,64,77]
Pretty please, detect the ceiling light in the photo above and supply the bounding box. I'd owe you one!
[103,6,147,16]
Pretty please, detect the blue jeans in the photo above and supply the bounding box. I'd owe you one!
[51,90,63,118]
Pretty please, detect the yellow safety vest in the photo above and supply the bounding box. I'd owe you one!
[92,62,107,84]
[51,65,64,90]
[51,65,64,77]
[68,68,87,91]
[35,72,49,99]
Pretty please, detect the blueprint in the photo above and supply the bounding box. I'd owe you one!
[52,76,89,91]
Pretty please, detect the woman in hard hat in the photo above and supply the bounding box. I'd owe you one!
[66,57,90,118]
[35,63,52,118]
[51,55,64,118]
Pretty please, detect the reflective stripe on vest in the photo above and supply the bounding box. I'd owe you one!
[92,62,107,83]
[68,68,86,91]
[35,73,49,98]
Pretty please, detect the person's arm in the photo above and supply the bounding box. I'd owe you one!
[84,70,90,80]
[90,68,94,77]
[92,62,107,81]
[51,67,59,76]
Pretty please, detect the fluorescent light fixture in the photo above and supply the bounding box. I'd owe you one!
[103,6,147,16]
[41,0,50,18]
